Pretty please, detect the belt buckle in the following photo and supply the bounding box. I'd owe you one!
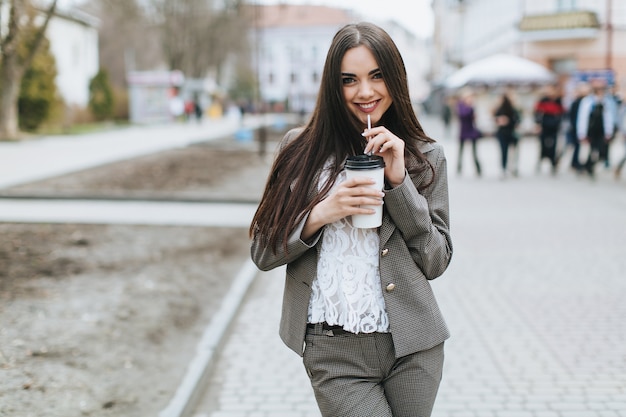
[323,329,335,337]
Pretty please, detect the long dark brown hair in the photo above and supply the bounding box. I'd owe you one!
[250,22,435,252]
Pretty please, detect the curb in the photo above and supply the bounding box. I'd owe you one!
[158,258,259,417]
[0,193,261,205]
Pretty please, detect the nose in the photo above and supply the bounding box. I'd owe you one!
[358,80,374,99]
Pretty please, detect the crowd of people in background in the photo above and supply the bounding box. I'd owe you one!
[446,78,626,181]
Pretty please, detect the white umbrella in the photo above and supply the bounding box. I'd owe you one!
[444,53,556,89]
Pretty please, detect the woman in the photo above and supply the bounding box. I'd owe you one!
[456,89,482,176]
[250,22,452,417]
[534,84,564,174]
[494,92,520,178]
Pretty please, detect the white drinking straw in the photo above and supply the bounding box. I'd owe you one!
[366,115,372,155]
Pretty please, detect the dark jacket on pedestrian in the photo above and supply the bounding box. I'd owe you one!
[494,101,519,143]
[534,96,564,132]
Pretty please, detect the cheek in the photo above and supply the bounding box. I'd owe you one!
[342,88,357,109]
[342,85,353,101]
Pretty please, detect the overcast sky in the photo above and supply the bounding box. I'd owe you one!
[252,0,434,38]
[58,0,434,38]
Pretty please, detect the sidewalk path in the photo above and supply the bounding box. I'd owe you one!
[0,114,276,190]
[0,114,286,227]
[193,266,321,417]
[0,198,255,227]
[192,117,626,417]
[2,113,625,417]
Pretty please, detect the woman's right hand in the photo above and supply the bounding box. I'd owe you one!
[301,177,384,240]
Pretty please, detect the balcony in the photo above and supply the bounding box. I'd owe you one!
[518,10,600,41]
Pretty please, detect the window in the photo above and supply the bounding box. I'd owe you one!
[551,58,576,75]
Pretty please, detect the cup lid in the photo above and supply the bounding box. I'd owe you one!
[345,154,385,170]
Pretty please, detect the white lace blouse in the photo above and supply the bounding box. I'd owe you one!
[307,165,390,334]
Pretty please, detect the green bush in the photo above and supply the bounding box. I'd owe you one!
[18,35,58,131]
[89,69,114,121]
[112,86,129,121]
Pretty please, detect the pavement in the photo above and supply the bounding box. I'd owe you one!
[2,113,626,417]
[190,120,626,417]
[0,113,278,227]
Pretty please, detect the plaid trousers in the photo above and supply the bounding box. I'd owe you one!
[303,325,444,417]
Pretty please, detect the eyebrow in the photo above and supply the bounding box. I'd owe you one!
[341,68,381,77]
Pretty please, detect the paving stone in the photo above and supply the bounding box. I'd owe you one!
[193,116,626,416]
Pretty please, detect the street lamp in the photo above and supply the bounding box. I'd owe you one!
[606,0,613,71]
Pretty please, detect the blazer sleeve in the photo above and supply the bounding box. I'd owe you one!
[382,144,452,280]
[250,127,322,271]
[251,210,322,271]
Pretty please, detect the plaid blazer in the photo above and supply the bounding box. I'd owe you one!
[251,130,452,358]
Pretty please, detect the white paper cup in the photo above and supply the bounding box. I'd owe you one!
[345,155,385,228]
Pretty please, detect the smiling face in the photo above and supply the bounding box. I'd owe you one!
[341,45,392,127]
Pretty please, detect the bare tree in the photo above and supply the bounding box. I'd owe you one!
[0,0,58,140]
[85,0,250,89]
[81,0,162,89]
[148,0,250,78]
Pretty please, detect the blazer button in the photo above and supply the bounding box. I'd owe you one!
[385,283,396,292]
[381,248,389,257]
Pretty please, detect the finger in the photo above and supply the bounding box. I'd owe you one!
[343,176,376,187]
[365,136,386,154]
[342,186,384,199]
[350,195,384,208]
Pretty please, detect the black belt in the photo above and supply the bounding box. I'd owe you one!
[307,322,351,336]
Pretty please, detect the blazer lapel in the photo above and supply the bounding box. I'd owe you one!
[379,212,394,248]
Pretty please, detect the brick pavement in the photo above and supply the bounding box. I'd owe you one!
[192,118,626,417]
[193,266,321,417]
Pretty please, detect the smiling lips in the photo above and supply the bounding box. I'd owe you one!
[358,100,379,112]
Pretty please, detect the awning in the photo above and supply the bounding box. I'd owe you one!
[444,53,556,89]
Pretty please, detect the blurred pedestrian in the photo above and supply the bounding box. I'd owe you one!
[193,94,203,123]
[601,85,623,167]
[184,99,195,120]
[456,89,482,176]
[533,84,564,174]
[615,140,626,180]
[562,82,590,172]
[441,96,453,137]
[613,99,626,180]
[493,92,520,179]
[577,78,618,179]
[250,22,452,417]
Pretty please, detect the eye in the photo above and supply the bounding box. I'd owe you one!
[372,71,383,80]
[342,77,356,85]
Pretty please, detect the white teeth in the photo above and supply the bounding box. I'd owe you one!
[360,102,376,109]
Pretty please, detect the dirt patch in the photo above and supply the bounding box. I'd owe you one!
[2,133,282,202]
[0,128,288,417]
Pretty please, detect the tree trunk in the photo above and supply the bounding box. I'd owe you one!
[0,55,21,140]
[0,0,57,140]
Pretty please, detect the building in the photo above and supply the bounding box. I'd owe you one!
[46,7,100,108]
[0,3,99,112]
[252,4,432,113]
[431,0,626,132]
[433,0,626,96]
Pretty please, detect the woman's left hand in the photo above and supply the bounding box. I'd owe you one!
[363,126,406,187]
